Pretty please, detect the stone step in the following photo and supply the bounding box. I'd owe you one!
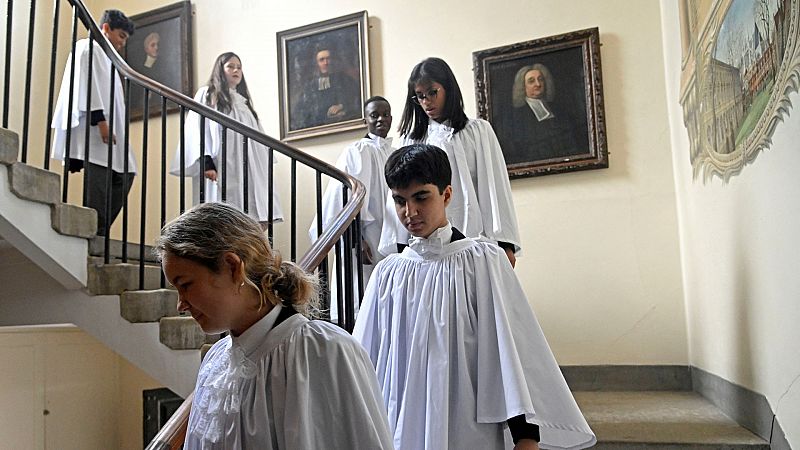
[0,127,19,164]
[120,289,179,323]
[89,236,159,263]
[51,203,97,239]
[159,316,220,350]
[87,261,165,295]
[2,129,96,240]
[574,391,769,449]
[8,162,60,205]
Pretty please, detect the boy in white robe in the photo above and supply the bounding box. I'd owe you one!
[51,10,136,236]
[354,144,596,450]
[310,96,395,325]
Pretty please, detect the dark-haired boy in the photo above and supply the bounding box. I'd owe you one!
[353,144,596,450]
[52,9,136,236]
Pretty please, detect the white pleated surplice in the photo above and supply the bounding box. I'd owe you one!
[354,225,596,450]
[309,135,395,320]
[310,134,395,275]
[51,38,137,174]
[185,305,394,450]
[378,119,520,256]
[170,86,283,223]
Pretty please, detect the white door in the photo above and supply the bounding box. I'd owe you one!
[0,326,118,450]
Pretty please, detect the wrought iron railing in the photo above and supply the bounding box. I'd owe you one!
[2,0,366,446]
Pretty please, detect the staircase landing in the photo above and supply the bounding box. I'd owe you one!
[575,391,769,449]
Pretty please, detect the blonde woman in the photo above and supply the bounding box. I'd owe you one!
[156,202,392,449]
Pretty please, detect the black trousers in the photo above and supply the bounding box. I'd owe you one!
[83,162,134,236]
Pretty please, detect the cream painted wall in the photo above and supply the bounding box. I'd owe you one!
[1,0,76,167]
[0,325,164,450]
[80,0,688,365]
[660,1,800,448]
[118,356,167,450]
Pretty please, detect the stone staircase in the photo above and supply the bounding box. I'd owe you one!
[0,127,210,394]
[84,239,216,351]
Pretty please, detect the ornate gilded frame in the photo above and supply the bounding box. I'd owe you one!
[473,27,608,178]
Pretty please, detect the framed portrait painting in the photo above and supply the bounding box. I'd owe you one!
[277,11,371,141]
[124,1,194,120]
[473,27,608,178]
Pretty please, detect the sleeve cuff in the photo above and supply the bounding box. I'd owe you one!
[507,414,540,444]
[497,241,516,252]
[90,110,106,126]
[200,155,216,172]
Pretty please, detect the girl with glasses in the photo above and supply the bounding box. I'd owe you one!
[171,52,283,230]
[379,57,521,266]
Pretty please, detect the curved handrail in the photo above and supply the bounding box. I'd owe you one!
[69,1,349,181]
[67,0,365,270]
[61,2,366,448]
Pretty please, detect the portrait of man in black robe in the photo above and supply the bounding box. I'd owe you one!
[500,62,590,165]
[293,45,361,130]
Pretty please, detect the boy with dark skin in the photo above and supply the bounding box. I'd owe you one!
[354,144,596,450]
[310,97,396,321]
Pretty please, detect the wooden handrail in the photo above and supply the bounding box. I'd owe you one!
[145,392,192,450]
[55,1,367,448]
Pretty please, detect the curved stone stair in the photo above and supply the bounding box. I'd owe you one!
[1,126,207,363]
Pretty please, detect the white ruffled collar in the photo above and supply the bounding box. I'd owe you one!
[367,133,393,150]
[191,305,283,444]
[408,222,453,256]
[229,88,247,106]
[426,120,454,143]
[428,118,452,129]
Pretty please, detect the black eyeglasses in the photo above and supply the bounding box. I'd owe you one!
[411,88,440,104]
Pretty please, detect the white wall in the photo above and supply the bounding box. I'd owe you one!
[0,325,164,450]
[0,242,201,397]
[660,1,800,447]
[81,0,688,365]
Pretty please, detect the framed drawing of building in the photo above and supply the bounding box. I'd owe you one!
[679,0,798,182]
[473,27,608,178]
[277,11,371,141]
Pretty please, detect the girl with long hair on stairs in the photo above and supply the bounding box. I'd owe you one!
[170,52,283,230]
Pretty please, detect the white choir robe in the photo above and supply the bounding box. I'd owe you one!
[378,118,520,256]
[185,305,394,449]
[51,38,137,174]
[171,86,283,223]
[354,224,596,450]
[309,134,394,320]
